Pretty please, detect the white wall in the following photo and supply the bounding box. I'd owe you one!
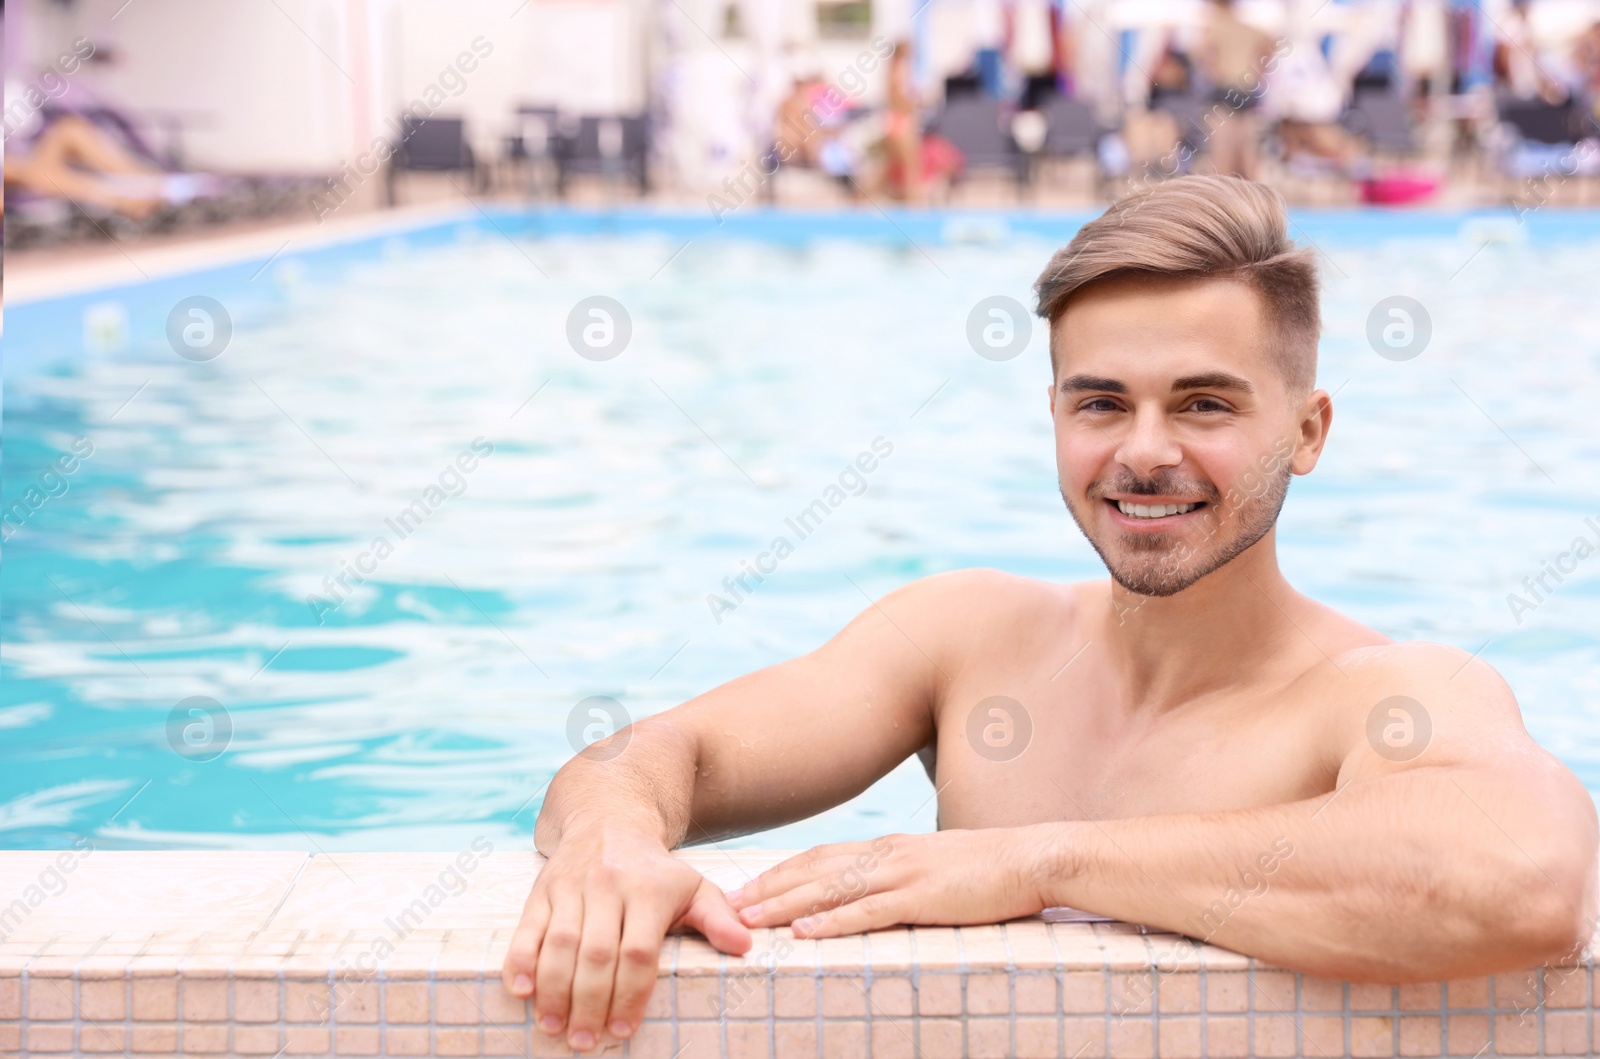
[11,0,360,172]
[6,0,653,174]
[395,0,648,154]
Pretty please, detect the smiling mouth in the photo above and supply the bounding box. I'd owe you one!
[1107,499,1206,520]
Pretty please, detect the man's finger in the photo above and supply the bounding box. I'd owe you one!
[792,891,903,938]
[501,890,551,997]
[679,876,754,955]
[533,886,583,1038]
[737,873,871,928]
[565,885,622,1052]
[731,850,860,910]
[607,898,671,1038]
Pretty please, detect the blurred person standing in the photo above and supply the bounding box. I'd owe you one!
[1494,0,1567,102]
[1124,38,1195,173]
[1576,20,1600,121]
[1197,0,1275,179]
[1401,0,1452,104]
[883,40,927,203]
[773,56,844,171]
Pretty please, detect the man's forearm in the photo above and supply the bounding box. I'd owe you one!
[534,719,701,854]
[1032,768,1593,981]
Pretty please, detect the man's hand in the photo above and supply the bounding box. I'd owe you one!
[727,829,1056,937]
[500,829,752,1052]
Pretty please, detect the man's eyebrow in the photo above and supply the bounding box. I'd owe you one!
[1058,374,1128,394]
[1170,371,1255,394]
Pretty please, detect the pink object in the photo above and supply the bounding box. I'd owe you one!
[1360,171,1441,205]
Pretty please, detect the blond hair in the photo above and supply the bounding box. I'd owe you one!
[1033,175,1320,394]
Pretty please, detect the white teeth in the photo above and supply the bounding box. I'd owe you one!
[1116,501,1198,519]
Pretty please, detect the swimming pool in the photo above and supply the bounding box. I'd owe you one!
[5,207,1600,852]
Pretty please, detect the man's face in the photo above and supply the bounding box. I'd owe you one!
[1048,274,1326,598]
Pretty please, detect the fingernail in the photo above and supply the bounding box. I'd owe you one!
[539,1015,563,1034]
[739,902,762,923]
[569,1029,595,1050]
[512,974,531,995]
[610,1019,633,1037]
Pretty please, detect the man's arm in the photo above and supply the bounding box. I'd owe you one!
[500,572,961,1051]
[1034,644,1598,980]
[733,643,1598,982]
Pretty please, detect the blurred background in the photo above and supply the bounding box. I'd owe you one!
[6,0,1600,249]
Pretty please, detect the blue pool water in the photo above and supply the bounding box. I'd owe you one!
[5,208,1600,852]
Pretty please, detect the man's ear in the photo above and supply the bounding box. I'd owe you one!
[1291,389,1333,475]
[1047,379,1056,418]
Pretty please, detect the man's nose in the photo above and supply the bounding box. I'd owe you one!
[1113,408,1183,479]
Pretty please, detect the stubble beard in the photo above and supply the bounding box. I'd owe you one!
[1061,464,1291,598]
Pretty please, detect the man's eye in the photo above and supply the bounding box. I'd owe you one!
[1080,398,1121,413]
[1188,398,1231,413]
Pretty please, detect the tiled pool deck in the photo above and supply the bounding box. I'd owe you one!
[0,850,1593,1058]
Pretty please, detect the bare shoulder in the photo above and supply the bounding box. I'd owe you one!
[1335,640,1520,715]
[1323,639,1532,774]
[863,568,1080,665]
[880,567,1079,632]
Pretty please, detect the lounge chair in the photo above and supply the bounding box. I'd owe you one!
[552,115,650,197]
[926,96,1025,195]
[386,116,486,205]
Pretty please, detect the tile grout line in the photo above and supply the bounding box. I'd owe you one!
[767,929,778,1059]
[476,929,491,1058]
[953,925,967,1059]
[718,944,728,1059]
[123,954,134,1055]
[861,931,872,1058]
[812,933,822,1059]
[672,925,682,1059]
[1538,963,1546,1054]
[915,927,928,1055]
[1390,981,1400,1057]
[1244,960,1254,1057]
[368,940,377,1059]
[1138,928,1157,1055]
[427,940,438,1058]
[1096,925,1111,1059]
[1041,921,1064,1059]
[999,923,1016,1059]
[1441,978,1450,1055]
[1294,964,1313,1057]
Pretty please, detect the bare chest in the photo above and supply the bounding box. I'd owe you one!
[927,663,1340,828]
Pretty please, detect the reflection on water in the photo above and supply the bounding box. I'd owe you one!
[4,225,1599,850]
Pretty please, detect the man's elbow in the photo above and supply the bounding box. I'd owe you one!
[1512,838,1598,968]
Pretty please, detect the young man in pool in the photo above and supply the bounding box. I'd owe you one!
[501,175,1599,1052]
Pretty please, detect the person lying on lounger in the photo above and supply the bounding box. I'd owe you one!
[501,174,1599,1053]
[3,110,217,221]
